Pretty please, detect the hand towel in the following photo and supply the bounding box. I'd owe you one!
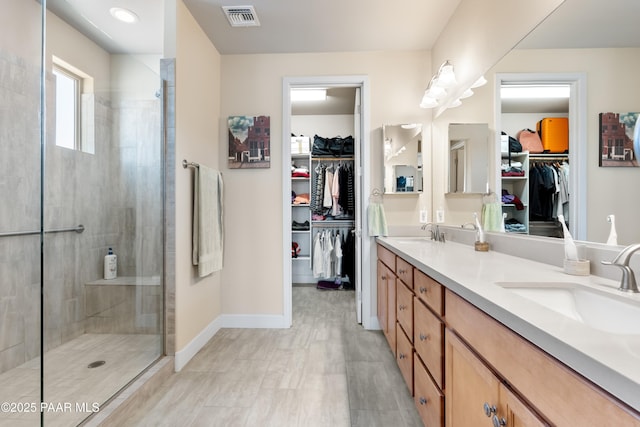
[192,165,224,277]
[482,202,502,232]
[368,202,388,237]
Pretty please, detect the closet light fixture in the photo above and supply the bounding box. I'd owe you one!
[420,60,458,109]
[291,88,327,102]
[109,7,139,23]
[501,85,570,99]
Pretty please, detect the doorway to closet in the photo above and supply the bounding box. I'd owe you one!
[282,76,372,329]
[495,73,587,241]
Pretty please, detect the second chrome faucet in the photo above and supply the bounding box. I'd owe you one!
[421,223,445,242]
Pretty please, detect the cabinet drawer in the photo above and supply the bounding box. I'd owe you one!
[414,354,444,427]
[414,297,444,389]
[396,323,414,396]
[396,256,414,287]
[396,280,414,341]
[414,269,444,316]
[377,244,396,271]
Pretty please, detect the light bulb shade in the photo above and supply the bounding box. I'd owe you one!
[460,88,474,99]
[426,85,447,99]
[434,60,457,88]
[419,94,438,109]
[471,75,487,88]
[449,99,462,108]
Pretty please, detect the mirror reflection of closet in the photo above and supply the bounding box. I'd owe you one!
[382,124,423,194]
[446,123,489,194]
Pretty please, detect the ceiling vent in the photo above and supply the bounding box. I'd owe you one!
[222,6,260,27]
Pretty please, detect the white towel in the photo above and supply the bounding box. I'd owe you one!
[192,165,224,277]
[368,202,388,237]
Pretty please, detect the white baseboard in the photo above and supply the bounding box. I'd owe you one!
[174,315,223,372]
[173,314,288,371]
[221,314,288,329]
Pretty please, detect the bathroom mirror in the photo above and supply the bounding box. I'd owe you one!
[383,124,423,194]
[447,123,489,194]
[436,0,640,244]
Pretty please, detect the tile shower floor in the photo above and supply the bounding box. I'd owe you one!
[0,334,161,427]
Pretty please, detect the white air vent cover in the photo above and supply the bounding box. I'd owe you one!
[222,6,260,27]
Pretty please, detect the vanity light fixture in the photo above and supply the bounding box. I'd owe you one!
[109,7,139,24]
[420,60,459,109]
[291,88,327,102]
[471,75,487,88]
[420,66,486,110]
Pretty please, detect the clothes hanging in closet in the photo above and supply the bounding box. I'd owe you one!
[310,161,355,220]
[312,228,354,287]
[529,161,569,222]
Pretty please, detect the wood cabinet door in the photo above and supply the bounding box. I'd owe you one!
[499,384,549,427]
[377,260,396,354]
[445,329,500,427]
[377,260,388,334]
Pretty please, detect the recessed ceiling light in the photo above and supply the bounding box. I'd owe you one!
[110,7,139,24]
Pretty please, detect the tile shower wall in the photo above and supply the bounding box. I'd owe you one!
[0,47,163,374]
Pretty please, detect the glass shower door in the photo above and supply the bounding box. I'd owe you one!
[41,5,165,425]
[0,1,45,425]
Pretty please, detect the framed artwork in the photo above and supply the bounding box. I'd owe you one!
[599,112,640,167]
[228,115,271,169]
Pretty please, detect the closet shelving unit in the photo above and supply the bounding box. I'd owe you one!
[501,151,530,233]
[291,153,312,264]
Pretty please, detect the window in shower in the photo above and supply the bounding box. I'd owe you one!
[53,57,95,154]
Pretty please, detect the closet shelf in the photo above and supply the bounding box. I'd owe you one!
[501,176,528,180]
[291,203,310,207]
[502,203,529,208]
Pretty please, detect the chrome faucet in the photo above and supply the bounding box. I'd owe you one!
[421,223,445,242]
[461,222,477,230]
[601,243,640,293]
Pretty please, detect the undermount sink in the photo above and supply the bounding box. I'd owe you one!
[497,281,640,335]
[392,238,431,244]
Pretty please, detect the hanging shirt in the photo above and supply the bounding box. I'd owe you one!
[323,167,334,208]
[334,233,343,277]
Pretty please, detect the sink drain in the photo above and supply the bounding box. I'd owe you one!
[87,360,106,369]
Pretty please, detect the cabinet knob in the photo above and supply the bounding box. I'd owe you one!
[419,333,430,342]
[483,403,497,417]
[399,268,406,274]
[419,397,428,405]
[399,353,406,360]
[399,304,406,311]
[381,275,387,281]
[419,286,427,294]
[493,415,507,427]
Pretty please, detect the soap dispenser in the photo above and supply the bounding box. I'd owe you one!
[606,215,618,246]
[104,247,117,280]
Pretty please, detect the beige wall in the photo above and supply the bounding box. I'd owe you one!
[219,51,431,316]
[430,47,640,244]
[174,1,222,351]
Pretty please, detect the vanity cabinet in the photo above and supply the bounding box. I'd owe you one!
[376,241,640,427]
[446,289,640,427]
[376,244,445,427]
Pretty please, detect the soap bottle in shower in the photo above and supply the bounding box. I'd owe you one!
[104,247,117,280]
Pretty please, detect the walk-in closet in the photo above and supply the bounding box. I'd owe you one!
[289,87,360,292]
[499,83,570,238]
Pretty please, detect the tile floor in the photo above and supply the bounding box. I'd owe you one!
[0,334,161,427]
[123,285,422,427]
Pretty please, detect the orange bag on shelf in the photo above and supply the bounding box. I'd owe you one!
[516,128,544,153]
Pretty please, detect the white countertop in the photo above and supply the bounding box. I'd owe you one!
[377,236,640,412]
